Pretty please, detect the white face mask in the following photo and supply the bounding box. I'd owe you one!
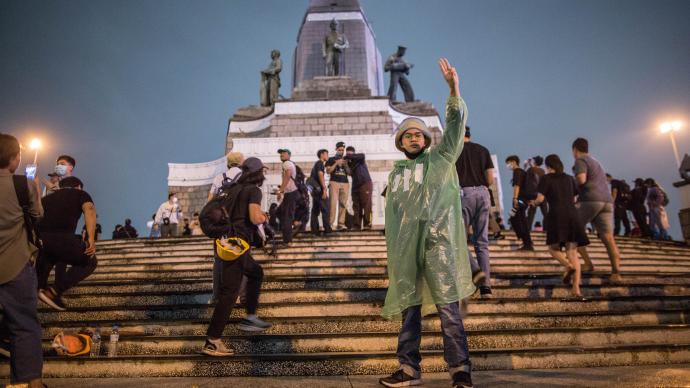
[172,197,178,204]
[54,164,68,177]
[505,164,513,169]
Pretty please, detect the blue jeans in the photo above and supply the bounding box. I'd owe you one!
[397,303,471,377]
[0,263,43,384]
[461,186,491,288]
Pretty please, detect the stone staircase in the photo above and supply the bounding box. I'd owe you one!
[3,230,690,378]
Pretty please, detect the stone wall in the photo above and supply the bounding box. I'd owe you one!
[169,184,211,220]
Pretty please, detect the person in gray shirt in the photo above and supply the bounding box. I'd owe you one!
[0,133,45,387]
[571,137,622,283]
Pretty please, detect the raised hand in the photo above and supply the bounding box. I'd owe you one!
[438,58,460,97]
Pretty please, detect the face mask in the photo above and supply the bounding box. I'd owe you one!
[172,197,178,203]
[54,164,68,177]
[505,164,512,169]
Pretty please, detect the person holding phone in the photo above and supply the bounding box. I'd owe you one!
[36,176,98,311]
[154,193,183,237]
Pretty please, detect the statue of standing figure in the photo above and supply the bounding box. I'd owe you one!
[322,19,349,76]
[384,46,415,102]
[260,49,282,107]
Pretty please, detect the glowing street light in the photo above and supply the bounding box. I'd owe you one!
[659,121,683,168]
[29,138,42,164]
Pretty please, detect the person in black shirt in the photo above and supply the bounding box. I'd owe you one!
[455,127,494,297]
[607,174,632,236]
[505,155,534,251]
[526,156,548,230]
[36,176,98,311]
[532,154,589,299]
[325,141,351,231]
[123,218,138,238]
[202,157,272,357]
[82,218,102,241]
[309,149,332,236]
[345,146,373,230]
[629,178,650,238]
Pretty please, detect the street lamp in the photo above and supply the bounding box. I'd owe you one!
[660,121,683,168]
[29,138,41,164]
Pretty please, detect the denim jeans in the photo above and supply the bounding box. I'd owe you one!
[0,263,43,384]
[310,193,332,234]
[397,303,471,377]
[461,186,491,288]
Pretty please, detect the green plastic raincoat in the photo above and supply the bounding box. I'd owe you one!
[382,96,475,319]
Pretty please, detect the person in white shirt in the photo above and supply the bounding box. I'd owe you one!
[154,193,183,237]
[208,152,244,201]
[277,148,298,245]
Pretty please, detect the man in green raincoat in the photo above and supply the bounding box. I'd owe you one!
[379,58,474,388]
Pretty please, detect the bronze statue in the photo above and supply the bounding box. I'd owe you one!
[260,49,282,106]
[322,19,349,76]
[384,46,415,102]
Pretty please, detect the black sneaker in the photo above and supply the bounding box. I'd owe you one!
[452,371,473,388]
[38,288,67,311]
[379,368,422,387]
[516,245,535,252]
[479,286,492,299]
[238,316,272,332]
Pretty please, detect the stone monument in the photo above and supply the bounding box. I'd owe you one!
[322,19,349,76]
[166,0,503,225]
[384,46,415,102]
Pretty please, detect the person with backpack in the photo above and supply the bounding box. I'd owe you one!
[201,157,272,356]
[0,134,45,388]
[630,178,651,238]
[277,149,299,246]
[526,155,548,230]
[505,155,535,251]
[208,152,244,201]
[607,174,632,236]
[645,178,670,240]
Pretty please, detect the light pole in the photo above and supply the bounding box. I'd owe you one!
[660,121,683,168]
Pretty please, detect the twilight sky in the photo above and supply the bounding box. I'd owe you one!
[1,0,689,237]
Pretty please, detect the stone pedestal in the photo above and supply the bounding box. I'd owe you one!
[292,76,372,100]
[674,180,690,244]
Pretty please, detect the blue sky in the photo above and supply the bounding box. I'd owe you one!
[1,0,689,237]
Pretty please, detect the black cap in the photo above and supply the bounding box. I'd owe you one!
[277,149,291,155]
[335,141,345,149]
[242,157,266,173]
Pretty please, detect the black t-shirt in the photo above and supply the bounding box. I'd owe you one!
[537,173,579,216]
[511,168,528,200]
[325,156,349,183]
[455,142,494,187]
[310,160,326,189]
[40,188,93,234]
[610,179,630,205]
[231,185,263,240]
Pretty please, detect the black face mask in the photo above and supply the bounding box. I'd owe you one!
[404,149,423,160]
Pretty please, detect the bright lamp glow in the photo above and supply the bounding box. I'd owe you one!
[660,121,683,134]
[29,138,41,150]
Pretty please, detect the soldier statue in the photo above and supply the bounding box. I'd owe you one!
[260,49,282,107]
[384,46,415,102]
[322,19,349,76]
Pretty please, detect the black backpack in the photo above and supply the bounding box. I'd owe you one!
[199,183,244,239]
[522,168,540,200]
[12,176,42,252]
[290,163,309,204]
[215,172,240,197]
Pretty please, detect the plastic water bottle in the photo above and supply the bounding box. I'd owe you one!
[108,325,119,357]
[90,327,101,357]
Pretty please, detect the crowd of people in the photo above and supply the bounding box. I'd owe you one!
[0,57,680,388]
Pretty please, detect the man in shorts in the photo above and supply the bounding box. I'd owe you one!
[571,137,622,283]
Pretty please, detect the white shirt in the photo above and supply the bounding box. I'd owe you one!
[155,201,182,224]
[209,167,242,197]
[282,161,297,193]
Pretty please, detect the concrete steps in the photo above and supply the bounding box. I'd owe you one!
[4,230,690,378]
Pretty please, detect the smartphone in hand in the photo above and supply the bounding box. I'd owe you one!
[25,164,37,180]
